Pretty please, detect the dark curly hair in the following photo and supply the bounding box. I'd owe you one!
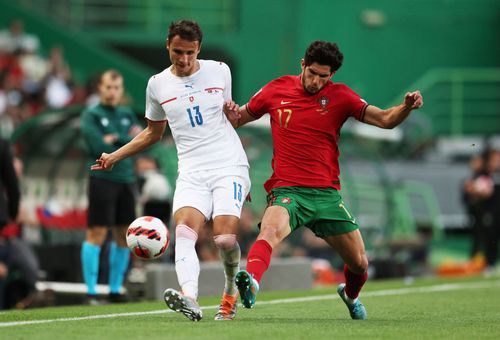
[168,20,203,43]
[304,41,344,72]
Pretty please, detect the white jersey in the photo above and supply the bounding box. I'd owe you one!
[145,60,249,172]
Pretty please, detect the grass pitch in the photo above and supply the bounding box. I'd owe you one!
[1,275,499,339]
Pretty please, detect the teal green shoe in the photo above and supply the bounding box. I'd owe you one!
[337,283,367,320]
[235,270,259,309]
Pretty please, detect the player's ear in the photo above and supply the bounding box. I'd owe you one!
[300,59,305,70]
[166,39,170,50]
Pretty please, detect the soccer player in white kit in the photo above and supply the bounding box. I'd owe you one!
[91,20,250,321]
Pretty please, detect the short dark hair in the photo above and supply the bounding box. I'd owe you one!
[99,69,122,84]
[168,20,203,43]
[304,41,344,72]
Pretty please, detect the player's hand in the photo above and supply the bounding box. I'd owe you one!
[91,152,115,171]
[223,100,241,120]
[404,91,423,110]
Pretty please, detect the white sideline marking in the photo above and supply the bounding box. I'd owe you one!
[1,280,499,328]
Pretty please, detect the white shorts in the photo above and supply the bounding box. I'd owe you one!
[172,166,251,220]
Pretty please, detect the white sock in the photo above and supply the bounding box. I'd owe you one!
[344,290,358,304]
[175,225,200,300]
[219,242,241,296]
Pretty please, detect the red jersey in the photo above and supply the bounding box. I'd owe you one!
[247,75,368,193]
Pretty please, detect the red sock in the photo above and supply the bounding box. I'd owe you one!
[344,264,368,299]
[246,239,272,283]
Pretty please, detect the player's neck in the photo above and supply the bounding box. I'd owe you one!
[170,60,200,78]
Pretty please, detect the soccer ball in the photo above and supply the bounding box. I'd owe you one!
[126,216,170,259]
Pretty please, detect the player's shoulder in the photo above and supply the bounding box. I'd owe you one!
[325,82,356,94]
[261,75,296,90]
[272,75,297,85]
[328,81,349,90]
[201,59,229,68]
[259,75,297,94]
[147,68,171,87]
[200,59,230,72]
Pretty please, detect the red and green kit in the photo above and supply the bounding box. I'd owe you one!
[248,75,368,193]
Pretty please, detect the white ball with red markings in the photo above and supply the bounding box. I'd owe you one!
[126,216,170,259]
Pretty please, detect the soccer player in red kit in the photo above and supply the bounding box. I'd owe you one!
[226,40,423,320]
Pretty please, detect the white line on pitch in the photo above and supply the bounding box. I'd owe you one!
[0,280,498,328]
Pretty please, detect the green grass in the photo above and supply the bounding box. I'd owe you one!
[1,275,499,339]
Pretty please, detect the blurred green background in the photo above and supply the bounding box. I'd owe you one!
[1,0,499,285]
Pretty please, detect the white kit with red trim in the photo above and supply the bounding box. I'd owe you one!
[145,59,248,172]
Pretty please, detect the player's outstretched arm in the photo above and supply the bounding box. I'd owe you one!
[91,120,166,171]
[363,91,423,129]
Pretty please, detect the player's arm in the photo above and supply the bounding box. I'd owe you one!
[91,120,166,171]
[224,102,257,129]
[363,91,423,129]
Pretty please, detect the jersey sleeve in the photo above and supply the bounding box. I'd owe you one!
[220,62,232,102]
[247,83,273,119]
[343,86,369,122]
[145,78,166,121]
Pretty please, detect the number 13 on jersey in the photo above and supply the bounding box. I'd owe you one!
[233,181,243,202]
[187,105,203,127]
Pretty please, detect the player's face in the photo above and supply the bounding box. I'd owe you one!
[167,35,201,77]
[98,73,124,107]
[300,61,334,94]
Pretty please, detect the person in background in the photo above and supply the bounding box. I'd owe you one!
[462,152,490,259]
[135,156,172,226]
[0,136,20,309]
[80,69,141,304]
[483,150,500,275]
[1,157,46,309]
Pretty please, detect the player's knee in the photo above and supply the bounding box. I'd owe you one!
[258,225,284,247]
[86,227,107,245]
[213,234,237,250]
[175,224,198,241]
[349,256,369,274]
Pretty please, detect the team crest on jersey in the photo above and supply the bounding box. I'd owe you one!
[317,96,330,114]
[281,197,292,204]
[318,96,329,107]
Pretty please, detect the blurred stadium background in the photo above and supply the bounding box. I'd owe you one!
[0,0,499,306]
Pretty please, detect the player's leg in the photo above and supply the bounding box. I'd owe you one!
[311,189,367,319]
[172,206,206,299]
[236,205,292,308]
[164,206,205,321]
[108,182,136,302]
[211,166,250,320]
[212,216,240,320]
[324,229,368,320]
[164,172,210,321]
[249,205,292,279]
[81,177,116,304]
